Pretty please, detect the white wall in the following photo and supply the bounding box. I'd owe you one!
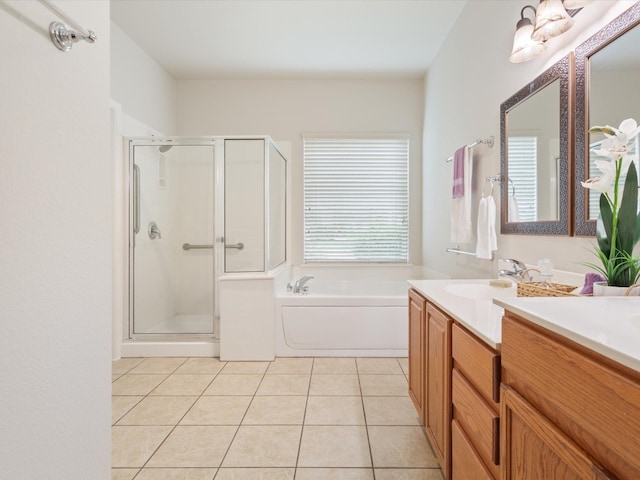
[0,1,111,478]
[422,0,637,278]
[177,78,424,268]
[111,21,177,135]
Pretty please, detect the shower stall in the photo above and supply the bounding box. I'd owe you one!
[123,136,287,357]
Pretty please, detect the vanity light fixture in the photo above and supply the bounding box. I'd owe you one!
[509,0,587,63]
[509,5,547,63]
[532,0,574,42]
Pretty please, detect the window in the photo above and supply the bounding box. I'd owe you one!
[303,137,409,263]
[507,136,538,222]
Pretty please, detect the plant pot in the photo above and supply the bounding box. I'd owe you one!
[592,281,640,296]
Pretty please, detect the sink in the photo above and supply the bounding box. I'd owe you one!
[444,283,516,300]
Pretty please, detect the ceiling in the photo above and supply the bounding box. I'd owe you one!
[110,0,467,80]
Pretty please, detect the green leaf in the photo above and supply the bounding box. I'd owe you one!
[618,161,639,253]
[597,193,613,257]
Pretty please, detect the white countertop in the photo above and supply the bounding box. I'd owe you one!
[407,279,517,349]
[494,296,640,374]
[408,279,640,373]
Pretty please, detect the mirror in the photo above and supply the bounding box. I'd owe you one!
[500,53,573,235]
[574,3,640,235]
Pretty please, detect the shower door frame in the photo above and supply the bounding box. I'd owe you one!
[125,137,221,341]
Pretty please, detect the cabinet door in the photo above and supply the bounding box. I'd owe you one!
[408,289,426,422]
[426,303,452,479]
[501,385,607,480]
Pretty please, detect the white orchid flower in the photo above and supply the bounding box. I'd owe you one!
[590,118,640,160]
[581,159,616,195]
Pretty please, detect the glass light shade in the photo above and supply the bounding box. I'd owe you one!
[532,0,574,42]
[562,0,595,8]
[509,18,547,63]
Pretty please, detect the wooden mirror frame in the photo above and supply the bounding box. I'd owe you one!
[574,3,640,236]
[500,53,574,235]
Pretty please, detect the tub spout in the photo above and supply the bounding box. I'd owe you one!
[294,275,314,293]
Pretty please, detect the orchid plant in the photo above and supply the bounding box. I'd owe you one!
[581,118,640,287]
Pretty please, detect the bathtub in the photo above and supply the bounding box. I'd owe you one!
[275,279,409,357]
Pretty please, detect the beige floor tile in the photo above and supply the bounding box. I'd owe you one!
[222,425,302,467]
[220,361,270,374]
[309,375,360,396]
[203,374,263,396]
[112,374,168,396]
[374,469,444,480]
[111,468,139,480]
[112,425,173,468]
[397,357,409,375]
[304,396,365,425]
[243,396,307,425]
[112,358,145,374]
[356,358,404,375]
[359,375,408,396]
[362,397,421,425]
[256,374,310,395]
[152,374,215,395]
[113,374,123,382]
[117,396,198,425]
[266,357,313,374]
[175,358,226,375]
[298,426,372,468]
[112,396,144,425]
[214,468,295,479]
[368,426,439,468]
[312,358,357,375]
[295,468,374,480]
[147,426,237,468]
[180,396,252,425]
[129,358,188,374]
[135,468,217,479]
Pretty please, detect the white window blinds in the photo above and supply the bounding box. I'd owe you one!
[507,136,538,222]
[303,137,409,263]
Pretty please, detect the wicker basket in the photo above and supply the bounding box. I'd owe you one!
[517,281,579,298]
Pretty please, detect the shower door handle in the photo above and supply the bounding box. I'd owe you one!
[133,164,140,234]
[225,242,244,250]
[182,243,213,251]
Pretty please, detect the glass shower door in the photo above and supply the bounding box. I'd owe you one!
[130,142,216,336]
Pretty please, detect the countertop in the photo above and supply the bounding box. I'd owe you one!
[407,279,640,373]
[494,295,640,374]
[407,279,516,349]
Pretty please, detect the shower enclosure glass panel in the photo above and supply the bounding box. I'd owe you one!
[224,139,265,273]
[130,142,216,336]
[268,143,286,269]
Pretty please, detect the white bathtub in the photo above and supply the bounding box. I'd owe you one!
[275,280,408,357]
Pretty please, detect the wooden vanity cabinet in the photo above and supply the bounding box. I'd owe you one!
[501,312,640,480]
[451,323,501,480]
[408,289,426,422]
[407,289,452,479]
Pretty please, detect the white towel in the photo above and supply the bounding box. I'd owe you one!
[476,195,497,260]
[508,195,520,222]
[450,146,473,243]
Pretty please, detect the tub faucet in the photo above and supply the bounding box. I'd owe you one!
[293,275,314,293]
[498,259,533,282]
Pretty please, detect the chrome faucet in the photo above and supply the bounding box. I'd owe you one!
[498,259,532,282]
[293,275,314,293]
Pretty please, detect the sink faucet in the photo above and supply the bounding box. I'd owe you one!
[293,275,314,293]
[498,259,533,282]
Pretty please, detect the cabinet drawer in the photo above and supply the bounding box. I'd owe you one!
[452,323,500,405]
[452,419,495,480]
[452,368,500,478]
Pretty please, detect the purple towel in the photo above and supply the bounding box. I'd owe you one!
[580,272,607,295]
[452,146,466,199]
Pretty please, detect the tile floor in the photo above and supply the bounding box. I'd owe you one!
[112,357,444,480]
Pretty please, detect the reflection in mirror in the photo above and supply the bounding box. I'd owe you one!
[574,3,640,235]
[500,53,573,235]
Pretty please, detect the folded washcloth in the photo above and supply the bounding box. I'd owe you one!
[450,146,473,244]
[476,195,497,259]
[580,272,607,295]
[452,146,466,199]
